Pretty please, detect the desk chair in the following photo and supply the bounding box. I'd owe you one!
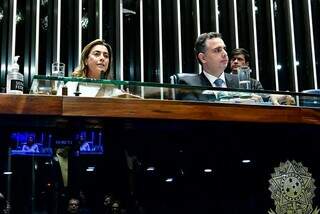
[302,89,320,94]
[169,73,198,100]
[301,89,320,107]
[170,73,198,84]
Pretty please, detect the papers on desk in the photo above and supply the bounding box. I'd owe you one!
[65,82,101,97]
[202,90,271,105]
[58,82,140,98]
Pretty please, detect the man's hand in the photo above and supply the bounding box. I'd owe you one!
[250,93,263,103]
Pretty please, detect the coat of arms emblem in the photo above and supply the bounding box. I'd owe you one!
[269,160,318,214]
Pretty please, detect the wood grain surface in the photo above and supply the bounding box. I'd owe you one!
[0,94,62,115]
[0,94,319,125]
[62,96,320,125]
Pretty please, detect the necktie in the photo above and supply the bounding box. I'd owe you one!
[214,78,224,87]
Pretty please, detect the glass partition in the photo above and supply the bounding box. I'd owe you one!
[30,75,320,108]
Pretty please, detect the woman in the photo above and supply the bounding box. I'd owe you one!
[64,39,117,97]
[67,39,139,98]
[73,39,113,79]
[22,136,39,153]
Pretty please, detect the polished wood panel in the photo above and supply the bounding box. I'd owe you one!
[62,96,320,125]
[0,94,62,115]
[0,94,319,125]
[301,108,320,124]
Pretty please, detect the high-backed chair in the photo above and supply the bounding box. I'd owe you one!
[301,89,320,107]
[302,89,320,94]
[170,73,198,84]
[170,73,207,101]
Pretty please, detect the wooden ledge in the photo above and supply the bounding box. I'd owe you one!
[62,96,320,125]
[0,94,62,115]
[0,94,319,125]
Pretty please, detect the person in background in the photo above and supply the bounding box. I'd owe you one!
[110,200,126,214]
[229,48,250,74]
[66,198,80,214]
[102,194,127,214]
[103,193,114,214]
[78,190,92,214]
[0,193,9,214]
[73,39,113,80]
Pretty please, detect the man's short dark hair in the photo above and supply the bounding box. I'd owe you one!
[194,32,222,64]
[230,48,250,63]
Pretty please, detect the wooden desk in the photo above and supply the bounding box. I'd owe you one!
[0,94,319,125]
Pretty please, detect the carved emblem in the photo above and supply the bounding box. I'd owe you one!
[268,160,318,214]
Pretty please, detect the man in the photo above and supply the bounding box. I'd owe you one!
[177,32,263,90]
[103,193,113,214]
[176,32,294,105]
[230,48,250,74]
[66,198,80,214]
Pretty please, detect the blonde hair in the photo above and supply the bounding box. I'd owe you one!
[72,39,113,79]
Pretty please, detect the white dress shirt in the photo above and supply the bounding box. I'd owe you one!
[202,71,227,88]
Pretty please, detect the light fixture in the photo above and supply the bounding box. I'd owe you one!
[146,167,155,171]
[0,8,3,22]
[276,65,282,70]
[3,171,13,175]
[165,178,173,182]
[242,160,251,163]
[204,168,213,173]
[86,166,95,172]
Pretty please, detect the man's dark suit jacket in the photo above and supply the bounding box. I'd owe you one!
[177,72,263,90]
[174,72,264,101]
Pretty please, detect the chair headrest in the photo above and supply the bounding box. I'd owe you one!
[302,89,320,94]
[170,73,198,84]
